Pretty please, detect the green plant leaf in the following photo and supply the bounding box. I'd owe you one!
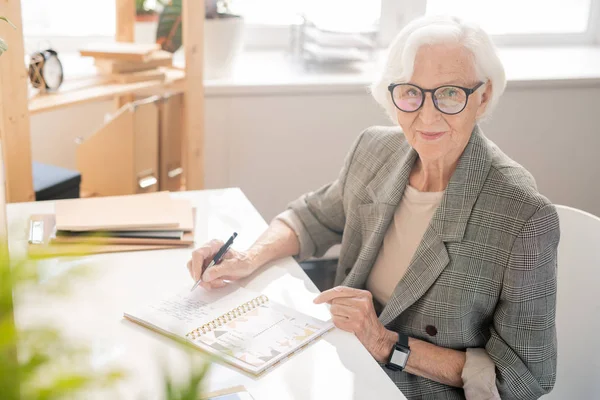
[32,374,97,400]
[1,239,210,400]
[18,353,51,386]
[156,0,182,53]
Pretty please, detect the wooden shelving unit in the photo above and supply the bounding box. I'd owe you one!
[0,0,204,202]
[0,0,34,202]
[28,68,186,115]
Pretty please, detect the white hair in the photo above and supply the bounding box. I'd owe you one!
[370,15,506,122]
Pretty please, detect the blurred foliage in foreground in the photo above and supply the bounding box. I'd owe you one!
[0,245,212,399]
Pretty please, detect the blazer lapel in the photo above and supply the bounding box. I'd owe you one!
[378,229,449,326]
[342,139,418,288]
[342,202,395,288]
[378,126,493,326]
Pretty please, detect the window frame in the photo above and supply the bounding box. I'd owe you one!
[419,0,600,47]
[240,0,600,49]
[20,0,600,55]
[487,0,600,46]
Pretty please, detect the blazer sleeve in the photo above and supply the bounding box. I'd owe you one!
[281,130,366,261]
[486,204,560,400]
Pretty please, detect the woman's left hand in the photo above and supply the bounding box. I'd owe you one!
[314,286,397,362]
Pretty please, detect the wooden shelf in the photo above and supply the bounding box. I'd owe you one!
[28,68,186,115]
[1,0,204,202]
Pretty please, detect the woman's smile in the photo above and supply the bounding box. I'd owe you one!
[417,130,447,141]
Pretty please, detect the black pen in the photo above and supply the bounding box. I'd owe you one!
[190,232,238,292]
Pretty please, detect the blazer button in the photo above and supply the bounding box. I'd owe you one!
[345,267,352,275]
[426,325,438,337]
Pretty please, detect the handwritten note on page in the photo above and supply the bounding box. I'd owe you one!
[124,284,259,337]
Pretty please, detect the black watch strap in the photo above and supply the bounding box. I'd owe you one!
[397,332,409,348]
[385,333,411,372]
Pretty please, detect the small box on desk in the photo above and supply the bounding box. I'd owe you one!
[32,162,81,201]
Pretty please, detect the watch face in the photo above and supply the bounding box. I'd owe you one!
[390,347,410,368]
[42,55,63,90]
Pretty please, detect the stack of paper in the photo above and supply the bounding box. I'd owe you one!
[79,42,173,84]
[28,192,195,257]
[290,18,378,66]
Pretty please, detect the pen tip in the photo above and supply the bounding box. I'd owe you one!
[233,232,238,237]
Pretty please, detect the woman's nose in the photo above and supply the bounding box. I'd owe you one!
[418,93,441,124]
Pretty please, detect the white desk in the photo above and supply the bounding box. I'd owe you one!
[9,188,404,400]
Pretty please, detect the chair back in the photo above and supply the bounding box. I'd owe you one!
[541,205,600,398]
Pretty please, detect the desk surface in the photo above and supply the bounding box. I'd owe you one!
[9,188,404,400]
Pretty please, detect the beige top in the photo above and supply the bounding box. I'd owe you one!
[366,184,444,305]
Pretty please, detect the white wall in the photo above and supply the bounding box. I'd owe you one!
[479,84,600,218]
[30,82,600,222]
[30,100,112,169]
[204,92,389,222]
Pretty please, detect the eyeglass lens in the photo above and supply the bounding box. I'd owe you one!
[392,84,468,114]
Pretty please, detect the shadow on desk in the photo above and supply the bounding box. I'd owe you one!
[323,329,400,400]
[299,258,337,292]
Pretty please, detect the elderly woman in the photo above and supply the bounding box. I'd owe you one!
[187,15,559,400]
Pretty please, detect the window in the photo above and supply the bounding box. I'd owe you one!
[18,0,600,56]
[21,0,116,54]
[427,0,591,35]
[22,0,115,36]
[425,0,600,45]
[231,0,382,49]
[234,0,600,47]
[231,0,380,27]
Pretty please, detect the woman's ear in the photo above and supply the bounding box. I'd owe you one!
[475,82,493,119]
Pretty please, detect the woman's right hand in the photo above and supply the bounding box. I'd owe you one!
[187,239,257,290]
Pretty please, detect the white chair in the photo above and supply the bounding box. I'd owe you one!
[541,205,600,399]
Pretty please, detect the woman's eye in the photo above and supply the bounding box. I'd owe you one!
[407,89,418,96]
[440,88,458,97]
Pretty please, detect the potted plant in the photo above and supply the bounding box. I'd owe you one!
[156,0,246,79]
[136,0,168,22]
[135,0,168,43]
[204,0,246,79]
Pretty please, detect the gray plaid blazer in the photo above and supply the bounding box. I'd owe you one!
[286,125,559,400]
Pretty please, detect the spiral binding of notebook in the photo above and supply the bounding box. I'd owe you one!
[185,294,269,340]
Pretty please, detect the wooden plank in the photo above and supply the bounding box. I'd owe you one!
[116,0,136,42]
[76,105,135,196]
[133,98,160,194]
[182,0,205,190]
[115,0,136,110]
[0,0,35,202]
[159,93,184,192]
[79,42,160,63]
[95,50,173,74]
[28,68,186,115]
[112,68,165,84]
[115,94,134,110]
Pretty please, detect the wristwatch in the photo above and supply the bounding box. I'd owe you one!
[385,333,411,371]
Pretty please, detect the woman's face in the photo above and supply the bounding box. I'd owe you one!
[395,43,492,164]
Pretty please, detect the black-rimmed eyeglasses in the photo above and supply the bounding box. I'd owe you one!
[387,82,485,115]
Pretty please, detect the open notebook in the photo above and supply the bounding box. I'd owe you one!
[124,284,334,375]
